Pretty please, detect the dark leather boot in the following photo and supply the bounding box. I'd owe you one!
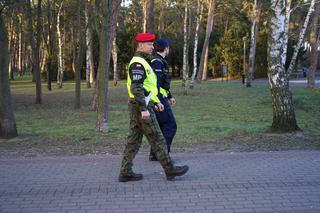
[118,172,143,182]
[149,150,158,161]
[149,155,158,161]
[165,165,189,181]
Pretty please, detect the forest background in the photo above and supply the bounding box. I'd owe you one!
[0,0,319,157]
[3,0,318,84]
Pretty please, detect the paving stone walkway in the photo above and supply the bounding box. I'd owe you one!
[0,151,320,213]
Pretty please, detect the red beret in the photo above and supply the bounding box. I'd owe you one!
[135,33,156,42]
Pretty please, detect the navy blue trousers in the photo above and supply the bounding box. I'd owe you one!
[151,96,177,154]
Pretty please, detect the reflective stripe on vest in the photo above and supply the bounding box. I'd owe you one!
[127,56,160,103]
[160,88,168,98]
[151,58,169,98]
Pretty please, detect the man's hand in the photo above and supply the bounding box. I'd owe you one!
[169,98,176,105]
[154,103,164,112]
[141,110,150,120]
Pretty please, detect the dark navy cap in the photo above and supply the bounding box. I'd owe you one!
[156,39,170,48]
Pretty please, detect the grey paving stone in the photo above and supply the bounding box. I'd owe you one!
[0,151,319,213]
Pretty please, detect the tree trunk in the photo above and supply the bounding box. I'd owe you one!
[242,37,247,84]
[191,0,202,89]
[187,5,192,75]
[158,6,164,35]
[27,0,42,104]
[85,0,90,88]
[22,41,28,76]
[56,2,64,88]
[112,37,118,86]
[0,14,18,139]
[90,0,99,112]
[35,0,42,103]
[75,0,85,109]
[71,27,77,75]
[198,0,216,81]
[287,0,315,77]
[45,49,52,91]
[8,10,14,81]
[182,0,189,95]
[91,82,98,111]
[97,0,121,133]
[143,0,147,32]
[18,15,22,76]
[251,9,260,80]
[307,3,320,88]
[268,0,299,132]
[202,45,209,80]
[85,0,94,88]
[11,26,17,77]
[143,0,154,33]
[40,45,47,74]
[246,0,258,87]
[45,1,54,91]
[283,0,292,62]
[269,87,299,132]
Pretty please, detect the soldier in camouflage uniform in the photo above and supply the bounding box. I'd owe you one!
[118,33,189,182]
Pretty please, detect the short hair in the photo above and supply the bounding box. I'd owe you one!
[155,45,166,53]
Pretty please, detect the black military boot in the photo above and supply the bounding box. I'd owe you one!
[149,150,158,161]
[149,155,158,161]
[165,165,189,181]
[118,172,143,182]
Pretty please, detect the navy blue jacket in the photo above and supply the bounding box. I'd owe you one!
[151,53,172,100]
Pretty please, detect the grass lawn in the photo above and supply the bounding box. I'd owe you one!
[1,76,320,157]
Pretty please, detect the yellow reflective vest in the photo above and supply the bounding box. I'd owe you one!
[159,86,168,98]
[127,56,160,104]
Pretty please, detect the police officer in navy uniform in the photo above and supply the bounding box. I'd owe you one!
[149,39,177,161]
[118,33,189,182]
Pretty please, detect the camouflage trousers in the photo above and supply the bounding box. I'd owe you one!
[119,102,174,175]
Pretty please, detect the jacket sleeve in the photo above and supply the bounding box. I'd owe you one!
[151,59,164,96]
[129,63,148,111]
[167,90,173,99]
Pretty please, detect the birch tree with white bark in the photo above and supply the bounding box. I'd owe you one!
[190,0,202,89]
[56,1,65,88]
[112,37,118,86]
[287,0,315,77]
[85,0,94,88]
[283,0,292,59]
[182,0,189,94]
[268,0,299,132]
